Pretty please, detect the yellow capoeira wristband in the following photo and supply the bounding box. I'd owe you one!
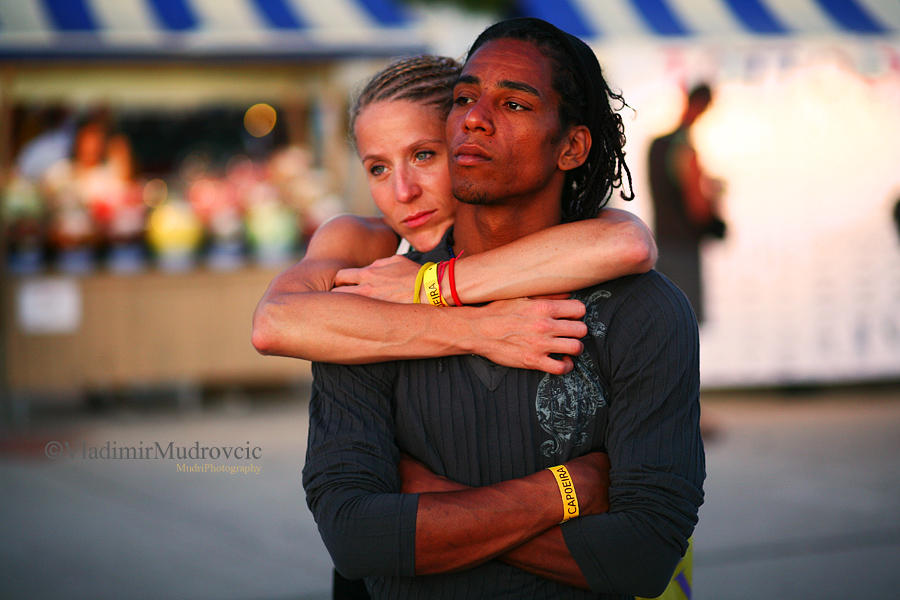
[422,262,448,306]
[547,464,579,522]
[413,262,435,304]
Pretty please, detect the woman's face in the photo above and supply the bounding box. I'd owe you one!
[354,100,455,252]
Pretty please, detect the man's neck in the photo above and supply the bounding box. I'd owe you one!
[452,193,563,256]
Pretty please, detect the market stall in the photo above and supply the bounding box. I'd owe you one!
[0,0,425,398]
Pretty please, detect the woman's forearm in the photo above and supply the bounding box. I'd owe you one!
[449,208,656,304]
[253,292,587,371]
[253,290,469,362]
[252,210,646,368]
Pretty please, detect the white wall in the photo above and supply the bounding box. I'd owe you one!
[603,38,900,387]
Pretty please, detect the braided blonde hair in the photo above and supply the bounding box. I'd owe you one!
[349,55,461,147]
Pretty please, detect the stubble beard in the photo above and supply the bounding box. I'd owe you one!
[452,179,495,206]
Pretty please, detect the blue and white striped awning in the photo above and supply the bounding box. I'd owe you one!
[0,0,425,60]
[514,0,900,39]
[2,1,898,61]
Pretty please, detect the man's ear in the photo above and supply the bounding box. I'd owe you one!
[557,125,591,172]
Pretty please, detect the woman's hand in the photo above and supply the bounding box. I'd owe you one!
[333,255,421,303]
[465,297,588,375]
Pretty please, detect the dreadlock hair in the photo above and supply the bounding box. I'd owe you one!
[466,18,634,222]
[349,55,462,149]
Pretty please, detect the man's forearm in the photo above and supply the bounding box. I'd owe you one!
[408,453,609,575]
[415,469,568,574]
[498,526,589,589]
[400,456,591,586]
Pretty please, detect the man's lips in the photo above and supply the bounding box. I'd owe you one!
[402,209,436,228]
[453,143,491,166]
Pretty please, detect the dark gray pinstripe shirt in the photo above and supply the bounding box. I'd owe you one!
[303,232,705,599]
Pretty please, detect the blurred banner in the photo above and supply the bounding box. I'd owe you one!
[0,0,424,59]
[3,0,896,54]
[515,0,899,38]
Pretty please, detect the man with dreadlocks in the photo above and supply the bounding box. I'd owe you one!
[303,18,704,599]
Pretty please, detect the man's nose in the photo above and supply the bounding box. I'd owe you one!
[394,167,422,203]
[463,99,494,135]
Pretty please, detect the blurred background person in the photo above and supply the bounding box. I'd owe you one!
[102,132,147,271]
[41,115,109,271]
[893,194,900,242]
[648,83,727,324]
[15,104,76,183]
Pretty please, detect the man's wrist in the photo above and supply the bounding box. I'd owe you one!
[547,464,580,523]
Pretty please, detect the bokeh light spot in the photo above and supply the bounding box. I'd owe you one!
[244,103,277,138]
[143,179,168,208]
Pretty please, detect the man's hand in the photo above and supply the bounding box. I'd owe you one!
[466,297,588,375]
[333,255,420,303]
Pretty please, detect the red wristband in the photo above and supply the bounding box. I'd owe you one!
[447,257,463,307]
[436,260,448,306]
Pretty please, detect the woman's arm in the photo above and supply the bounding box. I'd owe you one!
[453,208,656,303]
[334,208,656,305]
[251,214,398,356]
[255,214,399,296]
[252,216,589,372]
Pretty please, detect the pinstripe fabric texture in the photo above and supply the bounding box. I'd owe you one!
[303,233,705,599]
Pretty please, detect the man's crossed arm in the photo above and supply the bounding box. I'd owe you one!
[302,360,609,588]
[399,452,609,589]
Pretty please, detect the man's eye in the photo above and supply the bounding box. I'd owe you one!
[414,151,434,162]
[506,101,526,111]
[369,165,386,176]
[453,95,473,106]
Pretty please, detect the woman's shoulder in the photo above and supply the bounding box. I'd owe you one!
[314,214,397,244]
[318,213,393,236]
[308,214,400,262]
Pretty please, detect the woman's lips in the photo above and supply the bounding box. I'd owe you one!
[402,209,437,228]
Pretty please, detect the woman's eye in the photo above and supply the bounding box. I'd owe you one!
[414,150,434,162]
[369,165,386,176]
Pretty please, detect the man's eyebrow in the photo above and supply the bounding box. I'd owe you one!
[454,74,541,98]
[499,80,541,97]
[455,74,479,86]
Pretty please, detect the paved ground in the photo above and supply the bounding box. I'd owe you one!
[1,384,898,599]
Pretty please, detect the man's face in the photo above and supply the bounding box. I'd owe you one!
[446,38,567,206]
